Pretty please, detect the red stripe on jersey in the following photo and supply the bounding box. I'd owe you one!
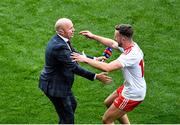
[124,45,133,55]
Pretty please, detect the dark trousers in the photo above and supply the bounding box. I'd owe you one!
[46,92,77,124]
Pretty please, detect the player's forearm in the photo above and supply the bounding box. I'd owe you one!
[84,57,111,72]
[92,35,118,49]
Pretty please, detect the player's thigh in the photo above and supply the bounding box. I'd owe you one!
[104,90,118,107]
[103,103,126,123]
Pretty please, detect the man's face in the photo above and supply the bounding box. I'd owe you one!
[62,21,75,40]
[114,30,123,47]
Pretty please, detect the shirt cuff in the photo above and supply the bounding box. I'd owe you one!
[94,74,96,80]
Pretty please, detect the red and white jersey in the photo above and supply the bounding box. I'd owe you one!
[117,42,146,101]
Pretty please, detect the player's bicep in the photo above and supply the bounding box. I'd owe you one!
[107,59,123,71]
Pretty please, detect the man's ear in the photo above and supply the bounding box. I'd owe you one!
[57,29,64,35]
[122,36,126,41]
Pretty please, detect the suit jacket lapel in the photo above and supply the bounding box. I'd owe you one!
[56,35,75,52]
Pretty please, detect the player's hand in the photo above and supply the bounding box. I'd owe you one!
[79,31,94,39]
[95,56,107,62]
[96,72,112,84]
[71,52,87,62]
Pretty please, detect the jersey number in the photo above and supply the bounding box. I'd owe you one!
[139,59,144,77]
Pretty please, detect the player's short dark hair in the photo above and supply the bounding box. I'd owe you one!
[115,24,133,38]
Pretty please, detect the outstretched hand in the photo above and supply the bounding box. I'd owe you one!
[79,31,94,39]
[71,52,87,62]
[96,72,112,84]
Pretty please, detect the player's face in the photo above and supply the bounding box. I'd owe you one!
[62,21,75,40]
[114,30,123,47]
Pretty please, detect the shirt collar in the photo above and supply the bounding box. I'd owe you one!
[57,34,69,43]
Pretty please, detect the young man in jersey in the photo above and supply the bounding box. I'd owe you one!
[71,24,146,124]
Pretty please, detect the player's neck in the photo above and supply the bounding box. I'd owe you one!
[124,40,134,50]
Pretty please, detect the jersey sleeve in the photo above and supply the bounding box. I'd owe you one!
[117,52,138,67]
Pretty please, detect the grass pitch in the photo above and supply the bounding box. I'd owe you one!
[0,0,179,123]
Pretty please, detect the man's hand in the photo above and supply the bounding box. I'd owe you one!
[96,72,112,84]
[71,52,87,62]
[95,56,107,62]
[79,31,94,39]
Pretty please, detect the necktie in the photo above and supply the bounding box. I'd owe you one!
[67,41,73,51]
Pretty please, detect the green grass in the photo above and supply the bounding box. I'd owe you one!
[0,0,180,124]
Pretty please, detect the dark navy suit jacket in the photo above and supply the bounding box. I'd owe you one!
[39,35,95,97]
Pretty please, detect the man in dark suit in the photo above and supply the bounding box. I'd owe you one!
[39,18,111,124]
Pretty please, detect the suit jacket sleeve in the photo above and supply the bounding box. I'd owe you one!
[53,45,95,81]
[73,49,94,59]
